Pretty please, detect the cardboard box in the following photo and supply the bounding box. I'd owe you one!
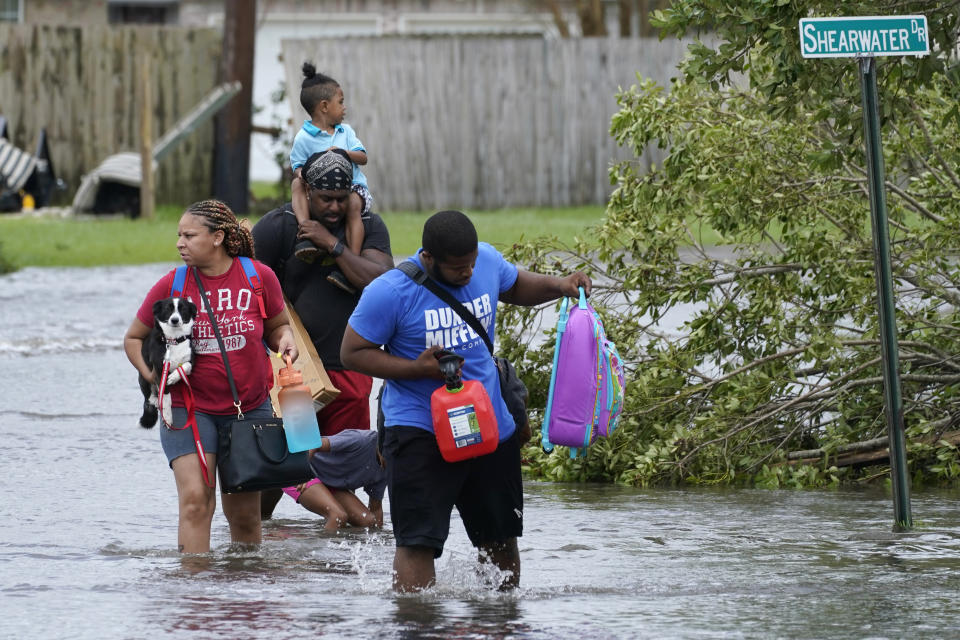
[269,298,340,415]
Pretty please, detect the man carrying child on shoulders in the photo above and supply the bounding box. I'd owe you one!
[252,149,393,521]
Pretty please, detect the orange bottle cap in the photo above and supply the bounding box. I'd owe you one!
[277,354,303,387]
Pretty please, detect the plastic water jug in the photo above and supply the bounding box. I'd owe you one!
[430,351,498,462]
[276,355,323,453]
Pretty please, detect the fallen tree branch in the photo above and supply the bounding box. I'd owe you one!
[698,263,804,287]
[783,429,960,469]
[787,435,890,460]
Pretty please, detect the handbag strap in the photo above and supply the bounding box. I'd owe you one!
[193,265,244,418]
[396,260,495,356]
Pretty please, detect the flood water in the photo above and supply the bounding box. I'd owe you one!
[2,263,960,639]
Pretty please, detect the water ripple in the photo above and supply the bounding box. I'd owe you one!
[0,410,121,419]
[0,337,124,357]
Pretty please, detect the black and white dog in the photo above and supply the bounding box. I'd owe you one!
[138,296,197,428]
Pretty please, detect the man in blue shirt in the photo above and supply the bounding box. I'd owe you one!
[341,210,591,592]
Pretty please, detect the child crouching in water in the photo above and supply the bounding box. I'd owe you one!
[289,62,373,294]
[270,429,386,531]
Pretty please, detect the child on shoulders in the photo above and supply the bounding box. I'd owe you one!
[289,62,373,294]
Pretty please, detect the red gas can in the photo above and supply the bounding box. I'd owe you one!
[430,351,499,462]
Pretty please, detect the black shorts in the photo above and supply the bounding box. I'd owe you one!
[382,425,523,558]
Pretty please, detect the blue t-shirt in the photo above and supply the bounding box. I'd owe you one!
[348,243,519,439]
[290,121,368,188]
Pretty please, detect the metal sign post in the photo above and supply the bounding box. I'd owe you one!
[800,15,930,530]
[858,56,911,530]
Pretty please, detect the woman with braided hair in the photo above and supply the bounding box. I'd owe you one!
[124,199,297,553]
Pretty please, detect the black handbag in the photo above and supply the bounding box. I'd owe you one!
[396,262,530,439]
[192,267,314,493]
[217,416,312,493]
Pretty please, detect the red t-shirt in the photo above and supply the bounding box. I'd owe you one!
[137,258,285,414]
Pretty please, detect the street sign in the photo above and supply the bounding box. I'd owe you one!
[798,14,929,529]
[799,15,930,58]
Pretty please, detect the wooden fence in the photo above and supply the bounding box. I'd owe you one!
[280,36,691,211]
[0,24,221,206]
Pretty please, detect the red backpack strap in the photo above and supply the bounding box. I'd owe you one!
[238,256,267,318]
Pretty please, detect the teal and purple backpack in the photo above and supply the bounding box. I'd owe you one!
[541,288,625,457]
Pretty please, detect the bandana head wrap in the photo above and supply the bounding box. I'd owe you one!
[303,149,353,191]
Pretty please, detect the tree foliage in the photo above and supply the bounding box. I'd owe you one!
[501,1,960,487]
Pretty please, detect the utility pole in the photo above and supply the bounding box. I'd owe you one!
[213,0,255,214]
[138,50,155,220]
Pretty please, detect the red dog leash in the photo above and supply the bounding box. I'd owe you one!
[158,362,214,488]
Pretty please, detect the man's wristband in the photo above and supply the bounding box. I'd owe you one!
[330,240,345,257]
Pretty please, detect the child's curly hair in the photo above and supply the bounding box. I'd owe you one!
[184,199,254,258]
[300,61,340,115]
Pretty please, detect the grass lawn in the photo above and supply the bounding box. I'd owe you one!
[0,201,607,270]
[384,206,605,258]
